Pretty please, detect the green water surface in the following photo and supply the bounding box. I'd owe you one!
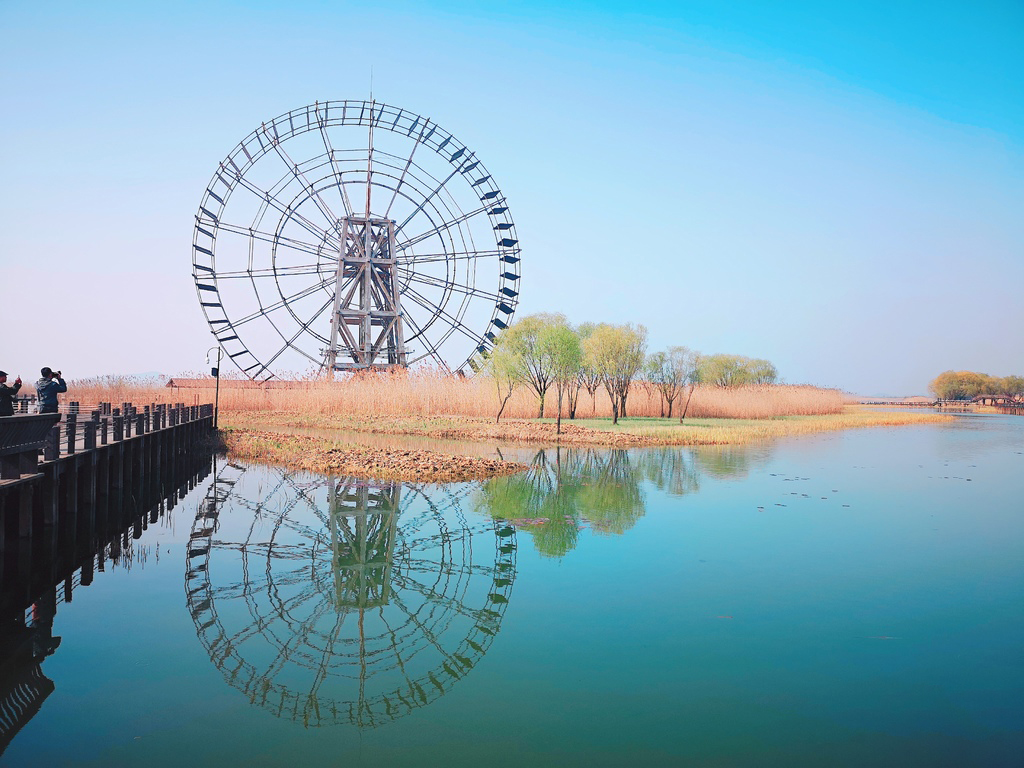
[2,415,1021,767]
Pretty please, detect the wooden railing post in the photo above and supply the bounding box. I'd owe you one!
[44,425,60,461]
[66,414,77,455]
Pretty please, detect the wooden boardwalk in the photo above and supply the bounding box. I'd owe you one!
[0,403,215,545]
[859,399,1023,410]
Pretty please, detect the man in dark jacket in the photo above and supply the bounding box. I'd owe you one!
[0,370,22,416]
[35,367,67,415]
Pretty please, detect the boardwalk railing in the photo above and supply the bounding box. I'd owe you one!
[0,402,215,547]
[0,415,61,481]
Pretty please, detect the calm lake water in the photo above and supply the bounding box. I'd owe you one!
[1,415,1021,767]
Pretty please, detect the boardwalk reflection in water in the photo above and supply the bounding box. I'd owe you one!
[0,448,215,758]
[185,462,517,728]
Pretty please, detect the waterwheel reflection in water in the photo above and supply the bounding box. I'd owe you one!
[185,461,516,728]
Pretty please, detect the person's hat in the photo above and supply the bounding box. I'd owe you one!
[41,367,52,377]
[0,371,7,377]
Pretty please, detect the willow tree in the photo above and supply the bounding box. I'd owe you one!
[501,313,571,418]
[583,323,648,424]
[699,354,777,387]
[541,323,583,434]
[929,370,1001,400]
[485,331,520,423]
[1001,376,1024,400]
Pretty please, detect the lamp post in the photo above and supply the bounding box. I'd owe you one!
[205,346,222,430]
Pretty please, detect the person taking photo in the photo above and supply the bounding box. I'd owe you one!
[35,367,67,415]
[0,370,22,416]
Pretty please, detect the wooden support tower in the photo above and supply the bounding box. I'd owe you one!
[325,216,408,373]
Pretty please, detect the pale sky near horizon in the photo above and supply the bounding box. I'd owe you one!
[1,0,1021,395]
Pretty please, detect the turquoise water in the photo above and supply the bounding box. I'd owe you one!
[2,415,1021,766]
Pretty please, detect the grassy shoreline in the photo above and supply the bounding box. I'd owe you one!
[220,406,954,451]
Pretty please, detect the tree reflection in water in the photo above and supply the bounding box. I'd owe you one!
[186,462,516,728]
[639,446,703,497]
[691,444,771,480]
[478,444,773,556]
[476,447,645,557]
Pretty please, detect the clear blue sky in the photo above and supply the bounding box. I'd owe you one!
[1,0,1021,394]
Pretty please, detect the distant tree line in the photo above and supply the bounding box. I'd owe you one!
[485,313,780,429]
[929,370,1024,401]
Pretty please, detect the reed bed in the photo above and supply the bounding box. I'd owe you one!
[67,370,843,421]
[61,373,949,450]
[61,375,179,407]
[670,384,844,419]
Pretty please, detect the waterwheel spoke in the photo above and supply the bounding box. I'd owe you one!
[397,269,500,302]
[209,264,330,280]
[262,122,341,229]
[231,278,334,329]
[228,170,339,248]
[396,249,501,264]
[213,221,335,261]
[398,310,450,370]
[314,102,356,219]
[394,164,464,236]
[402,284,482,345]
[260,292,336,367]
[395,203,494,250]
[382,120,429,220]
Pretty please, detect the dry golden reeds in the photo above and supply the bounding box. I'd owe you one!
[67,369,842,420]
